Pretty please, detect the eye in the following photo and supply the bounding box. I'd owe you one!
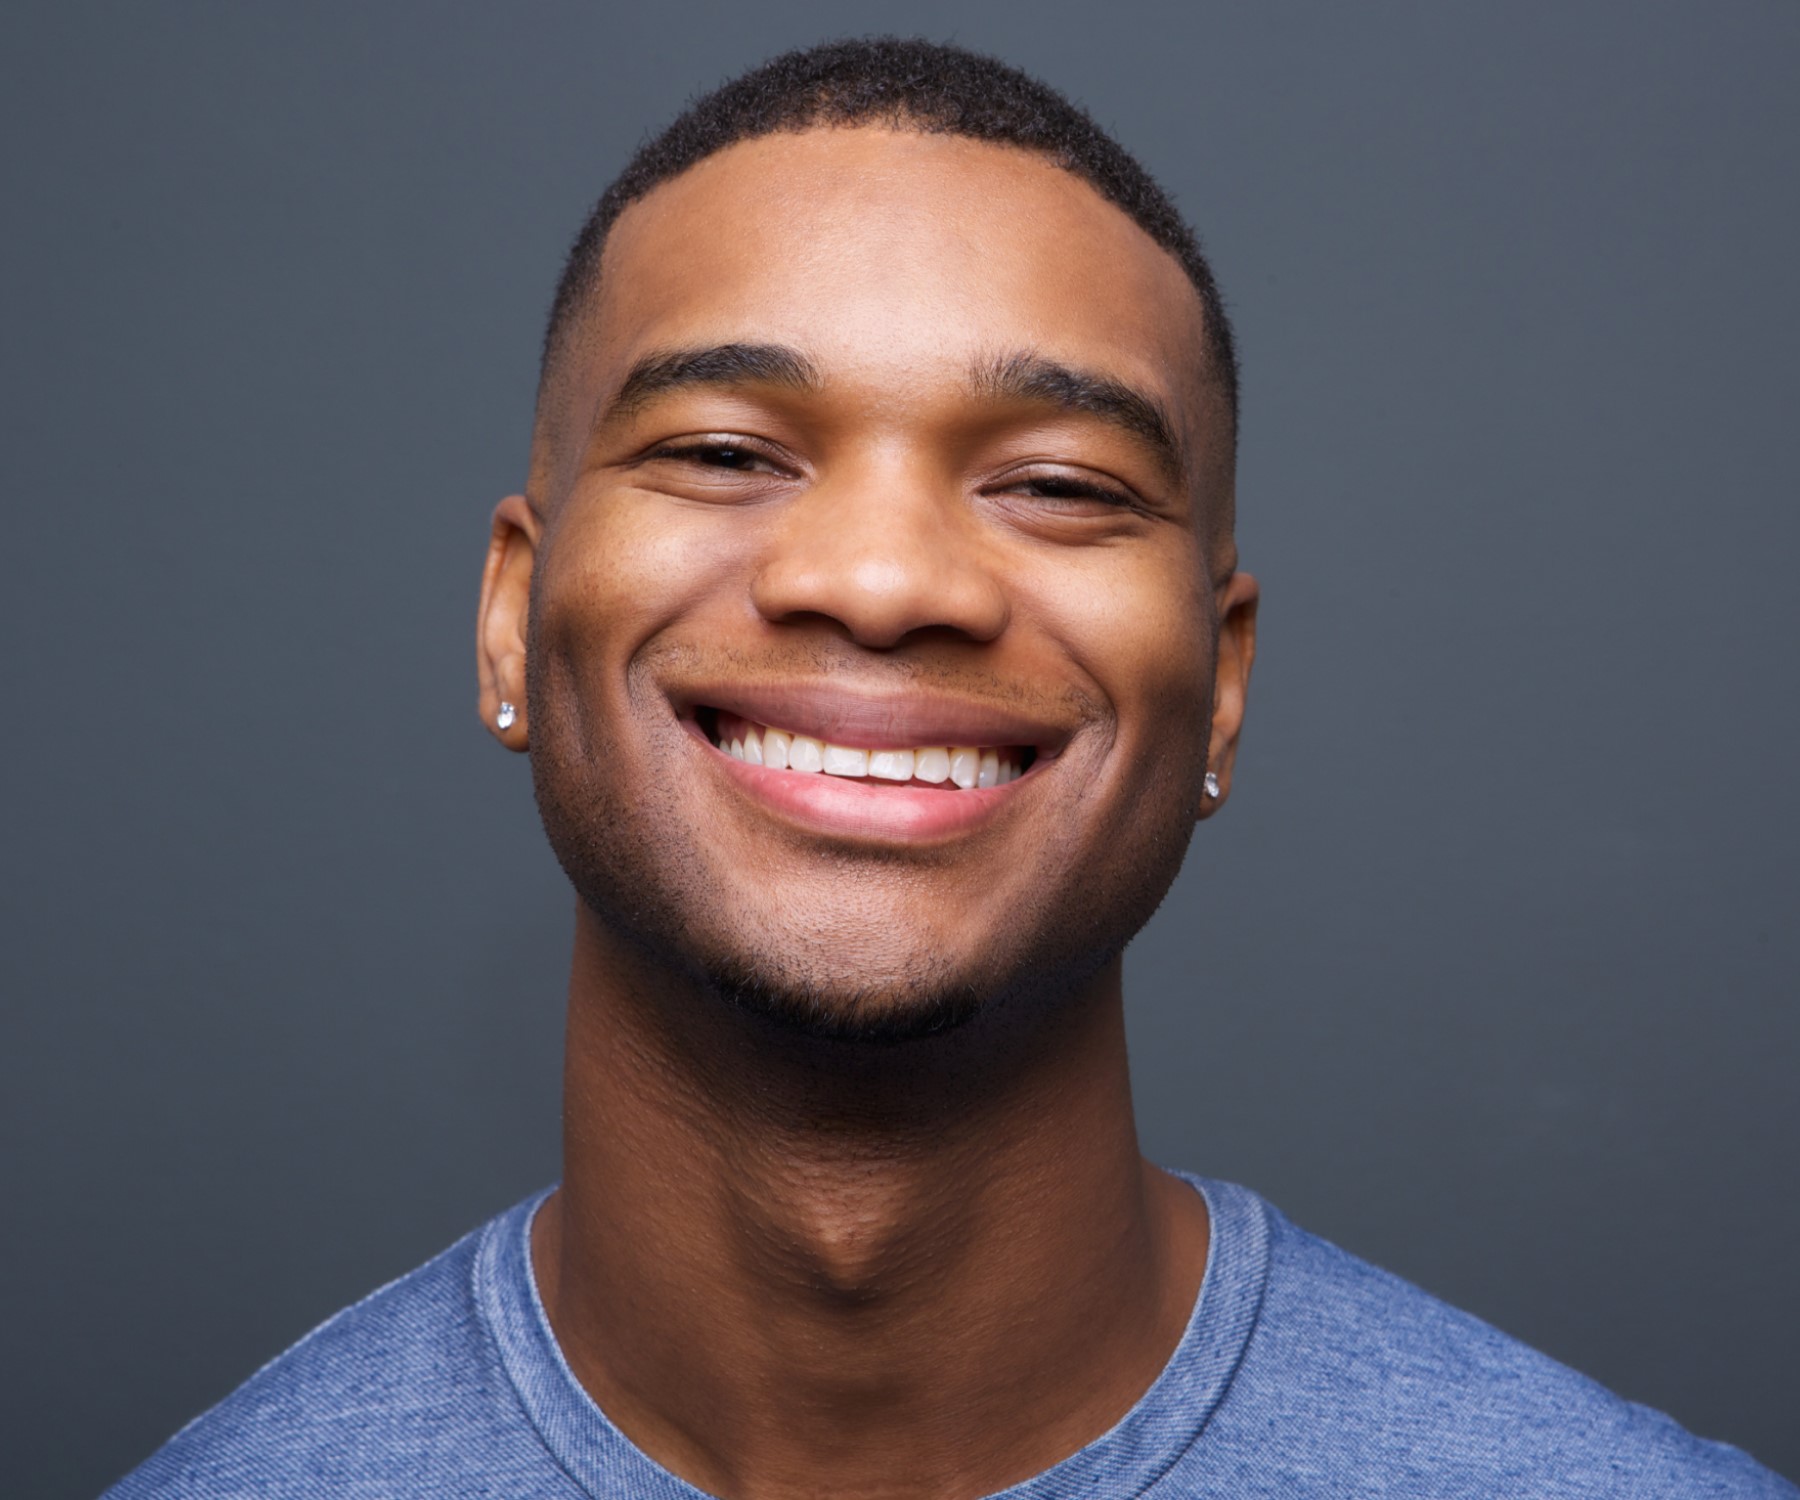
[648,439,784,473]
[1004,469,1140,510]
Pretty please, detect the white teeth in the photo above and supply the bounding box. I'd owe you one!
[822,744,870,778]
[715,716,1027,789]
[868,748,915,782]
[914,747,951,783]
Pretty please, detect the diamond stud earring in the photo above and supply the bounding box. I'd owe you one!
[496,701,517,732]
[1203,771,1221,799]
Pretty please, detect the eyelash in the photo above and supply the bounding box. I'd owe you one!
[647,439,784,472]
[1007,473,1138,509]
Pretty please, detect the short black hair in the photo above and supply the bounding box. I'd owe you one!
[541,36,1238,446]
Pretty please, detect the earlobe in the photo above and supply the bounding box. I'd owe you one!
[476,494,539,751]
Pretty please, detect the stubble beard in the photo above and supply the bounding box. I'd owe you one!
[525,644,1208,1048]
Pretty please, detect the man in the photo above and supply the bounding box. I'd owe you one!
[109,38,1792,1499]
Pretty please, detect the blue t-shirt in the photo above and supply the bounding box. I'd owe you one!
[106,1177,1794,1497]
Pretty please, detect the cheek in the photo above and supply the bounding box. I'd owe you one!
[534,492,759,692]
[1024,543,1214,741]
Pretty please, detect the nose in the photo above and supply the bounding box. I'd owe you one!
[748,465,1009,648]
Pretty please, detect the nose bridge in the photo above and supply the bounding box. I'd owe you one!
[749,452,1008,647]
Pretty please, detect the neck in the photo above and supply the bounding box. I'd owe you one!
[535,906,1209,1500]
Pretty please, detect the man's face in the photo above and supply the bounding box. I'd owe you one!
[482,127,1255,1038]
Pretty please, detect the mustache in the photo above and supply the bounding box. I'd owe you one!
[639,639,1103,722]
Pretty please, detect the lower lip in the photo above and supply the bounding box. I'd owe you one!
[684,724,1025,841]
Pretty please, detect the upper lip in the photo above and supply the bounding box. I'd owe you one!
[668,680,1079,753]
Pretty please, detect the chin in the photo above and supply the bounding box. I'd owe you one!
[689,903,1129,1047]
[685,887,1094,1045]
[702,954,987,1045]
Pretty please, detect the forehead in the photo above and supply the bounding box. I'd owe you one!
[585,127,1210,415]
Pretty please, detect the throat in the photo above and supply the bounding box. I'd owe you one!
[542,914,1198,1498]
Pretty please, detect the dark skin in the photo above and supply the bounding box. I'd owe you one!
[476,128,1258,1499]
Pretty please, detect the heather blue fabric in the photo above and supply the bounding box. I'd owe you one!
[105,1177,1796,1497]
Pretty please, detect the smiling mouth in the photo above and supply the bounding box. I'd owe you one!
[702,710,1035,789]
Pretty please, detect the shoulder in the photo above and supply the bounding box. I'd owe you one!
[103,1201,577,1500]
[1183,1183,1795,1497]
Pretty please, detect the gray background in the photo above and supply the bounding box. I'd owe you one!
[3,2,1795,1494]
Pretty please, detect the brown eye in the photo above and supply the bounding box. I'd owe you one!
[654,442,769,470]
[1013,473,1137,508]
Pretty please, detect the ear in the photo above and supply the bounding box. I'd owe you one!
[476,494,539,750]
[1199,571,1259,817]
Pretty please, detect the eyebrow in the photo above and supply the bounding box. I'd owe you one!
[599,340,1185,483]
[604,342,823,423]
[971,352,1185,484]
